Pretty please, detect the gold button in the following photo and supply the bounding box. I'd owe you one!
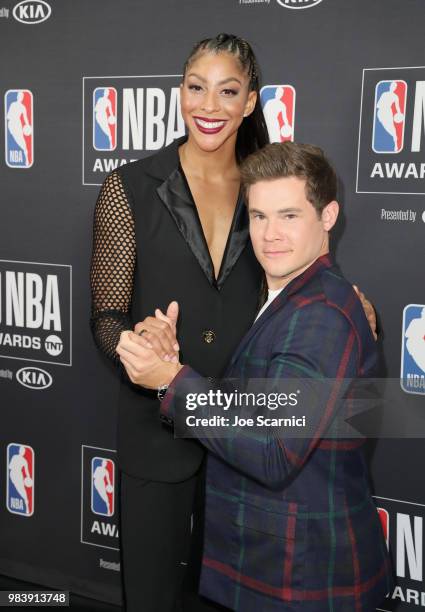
[202,330,216,344]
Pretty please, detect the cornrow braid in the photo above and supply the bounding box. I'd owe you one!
[184,33,259,91]
[182,33,269,161]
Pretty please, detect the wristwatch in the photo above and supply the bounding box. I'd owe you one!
[157,384,168,401]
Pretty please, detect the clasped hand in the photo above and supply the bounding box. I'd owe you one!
[116,288,376,390]
[116,301,182,390]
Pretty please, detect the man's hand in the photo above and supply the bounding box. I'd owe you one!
[116,330,182,389]
[134,301,179,362]
[353,285,377,341]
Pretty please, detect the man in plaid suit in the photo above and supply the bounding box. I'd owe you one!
[120,142,392,611]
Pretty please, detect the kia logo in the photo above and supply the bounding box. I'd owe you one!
[16,367,53,390]
[13,0,51,24]
[277,0,323,8]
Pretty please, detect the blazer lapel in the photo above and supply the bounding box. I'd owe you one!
[228,254,334,368]
[152,137,250,289]
[215,192,249,289]
[157,168,216,286]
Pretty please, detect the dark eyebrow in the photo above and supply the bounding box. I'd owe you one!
[186,73,242,86]
[218,77,242,86]
[248,207,302,214]
[277,207,302,214]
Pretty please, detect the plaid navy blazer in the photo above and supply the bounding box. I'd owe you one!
[161,255,392,611]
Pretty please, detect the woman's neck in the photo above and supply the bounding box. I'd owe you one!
[179,135,239,182]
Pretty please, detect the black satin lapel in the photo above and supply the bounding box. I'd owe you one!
[156,169,215,286]
[216,192,250,289]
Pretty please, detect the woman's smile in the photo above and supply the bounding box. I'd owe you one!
[193,116,227,134]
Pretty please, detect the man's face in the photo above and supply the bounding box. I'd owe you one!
[248,176,338,290]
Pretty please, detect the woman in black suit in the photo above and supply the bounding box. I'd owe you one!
[91,33,375,612]
[91,34,268,612]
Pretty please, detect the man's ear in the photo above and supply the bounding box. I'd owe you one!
[321,201,339,231]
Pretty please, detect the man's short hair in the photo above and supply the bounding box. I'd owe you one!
[240,141,337,215]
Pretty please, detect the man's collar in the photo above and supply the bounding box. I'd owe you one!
[276,253,333,301]
[259,253,334,320]
[227,254,335,370]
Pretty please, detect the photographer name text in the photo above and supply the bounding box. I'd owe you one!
[186,415,306,428]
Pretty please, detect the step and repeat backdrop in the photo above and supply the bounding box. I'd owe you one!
[1,0,424,609]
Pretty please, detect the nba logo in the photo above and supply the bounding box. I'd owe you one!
[260,85,296,143]
[93,87,117,151]
[6,444,34,516]
[372,80,407,153]
[91,457,115,517]
[5,89,33,168]
[401,304,425,395]
[377,507,389,549]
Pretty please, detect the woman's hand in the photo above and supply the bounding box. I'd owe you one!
[134,301,180,362]
[116,329,182,389]
[353,286,377,340]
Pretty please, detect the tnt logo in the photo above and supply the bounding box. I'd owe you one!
[44,334,63,357]
[93,87,117,151]
[261,85,295,143]
[4,89,33,168]
[91,457,115,517]
[372,80,407,153]
[377,507,389,549]
[401,304,425,395]
[6,443,34,516]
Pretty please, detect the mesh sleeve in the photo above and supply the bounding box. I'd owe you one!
[90,170,136,366]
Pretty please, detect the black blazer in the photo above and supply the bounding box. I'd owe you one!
[116,137,262,482]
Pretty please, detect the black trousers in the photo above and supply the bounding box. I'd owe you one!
[120,467,229,612]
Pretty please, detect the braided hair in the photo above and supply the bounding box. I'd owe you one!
[183,33,269,162]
